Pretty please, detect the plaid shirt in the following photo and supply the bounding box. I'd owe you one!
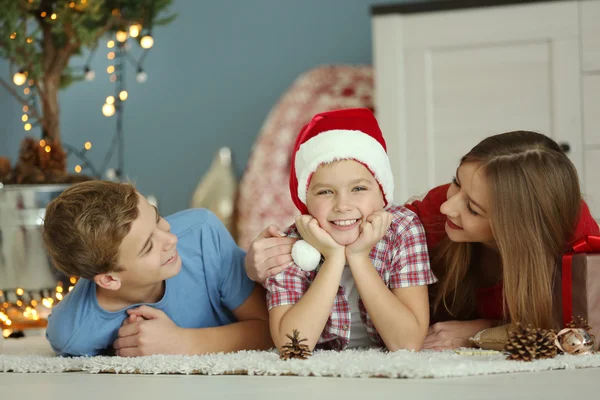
[264,204,437,350]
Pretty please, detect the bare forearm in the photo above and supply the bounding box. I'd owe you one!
[273,256,345,350]
[181,319,273,354]
[349,256,428,351]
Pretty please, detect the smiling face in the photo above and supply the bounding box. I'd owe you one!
[440,162,495,245]
[305,159,385,246]
[112,193,182,288]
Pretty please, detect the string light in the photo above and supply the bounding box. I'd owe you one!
[45,145,51,153]
[102,103,116,117]
[84,67,95,81]
[107,65,115,74]
[70,277,77,284]
[69,1,75,8]
[140,35,154,49]
[23,87,30,95]
[119,90,128,101]
[106,95,115,105]
[107,40,115,49]
[26,37,33,44]
[13,70,27,86]
[39,139,46,147]
[51,13,57,20]
[40,11,47,17]
[22,115,28,122]
[136,68,148,83]
[16,288,24,296]
[116,30,128,43]
[9,32,16,39]
[56,293,63,301]
[24,123,32,131]
[22,105,29,112]
[74,165,82,173]
[129,24,142,38]
[84,141,92,150]
[108,52,115,60]
[110,75,117,82]
[28,79,34,86]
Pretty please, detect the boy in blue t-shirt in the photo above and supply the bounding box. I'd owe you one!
[43,180,271,356]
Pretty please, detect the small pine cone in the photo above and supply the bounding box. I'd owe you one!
[279,329,313,360]
[534,328,558,359]
[0,157,12,181]
[566,316,592,332]
[504,324,541,362]
[18,137,41,167]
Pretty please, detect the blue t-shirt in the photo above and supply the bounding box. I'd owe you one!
[45,209,254,356]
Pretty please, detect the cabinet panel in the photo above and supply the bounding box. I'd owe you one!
[582,0,600,72]
[584,75,600,145]
[584,149,600,221]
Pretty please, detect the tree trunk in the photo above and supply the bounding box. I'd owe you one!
[40,71,67,174]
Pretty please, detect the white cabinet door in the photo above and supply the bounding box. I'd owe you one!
[373,1,583,204]
[582,0,600,72]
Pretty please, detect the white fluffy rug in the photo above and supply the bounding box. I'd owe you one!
[2,336,600,378]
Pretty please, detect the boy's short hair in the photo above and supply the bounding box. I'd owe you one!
[43,180,139,279]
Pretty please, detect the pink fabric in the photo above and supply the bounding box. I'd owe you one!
[236,66,375,249]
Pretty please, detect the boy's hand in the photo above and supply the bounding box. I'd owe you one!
[113,306,185,357]
[121,313,144,326]
[295,215,344,260]
[346,211,392,259]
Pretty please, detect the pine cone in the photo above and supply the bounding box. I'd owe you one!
[566,316,592,332]
[504,324,558,361]
[0,157,12,182]
[280,329,312,360]
[18,137,41,167]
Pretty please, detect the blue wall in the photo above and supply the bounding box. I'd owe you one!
[1,0,414,215]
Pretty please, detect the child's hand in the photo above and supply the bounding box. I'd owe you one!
[122,313,145,326]
[346,211,392,259]
[295,215,344,260]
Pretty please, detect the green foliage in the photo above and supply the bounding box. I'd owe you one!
[0,0,175,87]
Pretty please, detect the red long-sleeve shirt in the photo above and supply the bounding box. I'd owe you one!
[405,183,600,321]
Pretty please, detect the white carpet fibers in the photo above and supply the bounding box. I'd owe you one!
[2,335,600,378]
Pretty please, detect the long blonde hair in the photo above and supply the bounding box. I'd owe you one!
[432,131,581,328]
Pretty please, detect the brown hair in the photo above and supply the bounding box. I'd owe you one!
[432,131,581,328]
[43,180,139,279]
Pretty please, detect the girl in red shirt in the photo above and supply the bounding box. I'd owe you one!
[246,130,599,350]
[405,131,599,350]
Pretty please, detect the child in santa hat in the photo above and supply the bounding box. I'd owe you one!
[264,108,437,352]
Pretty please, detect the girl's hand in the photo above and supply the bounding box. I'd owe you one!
[423,320,497,350]
[295,215,344,260]
[346,211,392,259]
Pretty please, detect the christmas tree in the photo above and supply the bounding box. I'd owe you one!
[0,0,174,184]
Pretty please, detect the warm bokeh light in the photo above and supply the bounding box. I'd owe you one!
[45,145,51,153]
[140,35,154,49]
[13,71,26,86]
[74,165,82,173]
[119,90,128,101]
[116,30,128,43]
[84,141,92,150]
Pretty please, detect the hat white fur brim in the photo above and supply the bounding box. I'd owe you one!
[295,130,394,206]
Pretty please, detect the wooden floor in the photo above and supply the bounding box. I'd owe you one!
[1,368,599,400]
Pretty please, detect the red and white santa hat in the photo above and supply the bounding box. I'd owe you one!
[289,108,394,215]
